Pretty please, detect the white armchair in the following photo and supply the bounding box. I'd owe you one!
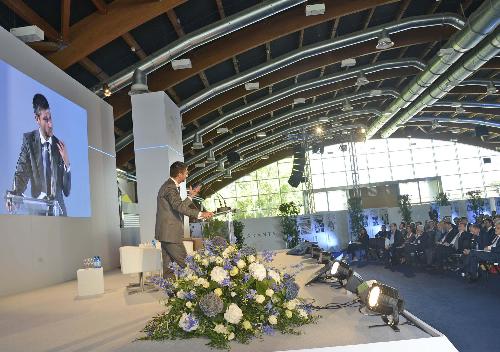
[119,246,162,292]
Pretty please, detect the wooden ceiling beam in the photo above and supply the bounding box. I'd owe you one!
[166,9,185,37]
[121,32,147,60]
[47,0,186,69]
[28,41,64,53]
[61,0,71,43]
[1,0,60,41]
[181,27,457,126]
[79,57,109,81]
[107,0,398,120]
[90,0,108,14]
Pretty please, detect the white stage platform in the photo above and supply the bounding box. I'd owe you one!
[0,251,457,352]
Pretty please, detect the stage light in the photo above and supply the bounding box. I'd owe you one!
[315,126,323,134]
[376,30,394,50]
[103,83,111,97]
[330,260,350,280]
[341,100,353,112]
[330,261,364,293]
[360,281,405,327]
[486,81,498,95]
[192,133,204,150]
[356,72,369,87]
[256,131,267,138]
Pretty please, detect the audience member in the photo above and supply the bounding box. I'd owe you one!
[463,221,500,281]
[346,227,369,262]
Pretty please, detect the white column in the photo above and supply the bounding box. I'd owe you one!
[131,91,185,243]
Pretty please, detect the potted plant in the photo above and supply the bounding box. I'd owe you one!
[278,201,300,248]
[434,192,451,219]
[347,196,364,241]
[232,219,245,248]
[398,194,412,224]
[466,190,484,222]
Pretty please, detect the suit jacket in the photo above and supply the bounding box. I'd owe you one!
[155,178,200,243]
[455,231,472,252]
[479,228,495,249]
[440,229,457,244]
[12,130,71,215]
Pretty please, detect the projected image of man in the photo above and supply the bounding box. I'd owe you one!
[7,94,71,215]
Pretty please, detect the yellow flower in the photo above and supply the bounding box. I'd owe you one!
[285,310,292,318]
[268,315,278,325]
[247,255,256,263]
[237,259,246,269]
[214,288,223,297]
[255,294,265,304]
[242,320,252,330]
[202,281,210,289]
[230,267,239,276]
[201,258,209,267]
[186,301,193,308]
[265,289,274,297]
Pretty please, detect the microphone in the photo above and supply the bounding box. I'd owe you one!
[215,192,231,213]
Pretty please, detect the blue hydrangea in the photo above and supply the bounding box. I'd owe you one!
[223,260,233,270]
[263,325,275,335]
[221,277,231,287]
[184,290,197,300]
[199,292,224,317]
[245,289,257,299]
[243,273,251,283]
[262,249,275,263]
[284,281,300,300]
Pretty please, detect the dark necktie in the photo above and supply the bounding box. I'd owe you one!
[44,142,52,196]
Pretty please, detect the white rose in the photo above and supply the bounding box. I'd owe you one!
[201,258,210,267]
[222,246,235,258]
[215,257,224,265]
[195,277,206,287]
[268,315,278,325]
[202,281,210,289]
[255,294,265,304]
[209,256,217,263]
[285,310,292,318]
[178,313,199,332]
[230,291,237,297]
[224,303,243,324]
[265,289,274,297]
[228,332,235,340]
[214,324,229,335]
[297,308,308,319]
[247,255,256,263]
[285,300,297,310]
[268,270,281,283]
[236,259,246,269]
[248,263,266,281]
[176,290,185,299]
[210,266,229,284]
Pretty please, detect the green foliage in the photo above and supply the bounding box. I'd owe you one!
[466,190,484,222]
[233,220,245,248]
[203,218,228,240]
[278,202,300,248]
[347,197,364,239]
[434,192,450,206]
[398,194,412,224]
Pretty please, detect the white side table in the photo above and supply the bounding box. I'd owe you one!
[77,267,104,297]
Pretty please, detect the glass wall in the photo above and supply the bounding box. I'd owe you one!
[204,138,500,218]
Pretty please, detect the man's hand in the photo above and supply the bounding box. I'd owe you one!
[485,245,491,252]
[5,199,12,213]
[188,184,202,198]
[200,211,214,220]
[57,140,70,168]
[463,249,470,255]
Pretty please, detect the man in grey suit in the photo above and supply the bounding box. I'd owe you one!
[155,161,213,279]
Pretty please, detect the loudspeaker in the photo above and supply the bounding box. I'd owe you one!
[288,146,306,188]
[475,125,489,137]
[227,151,241,164]
[483,157,491,164]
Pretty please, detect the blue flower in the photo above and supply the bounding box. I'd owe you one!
[223,260,233,270]
[245,289,256,299]
[243,273,251,283]
[284,281,299,300]
[185,291,197,300]
[221,277,231,287]
[262,250,275,263]
[263,325,275,335]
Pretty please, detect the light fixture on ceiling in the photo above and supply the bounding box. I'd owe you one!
[341,58,357,68]
[370,89,383,96]
[192,133,204,150]
[256,131,267,138]
[261,155,269,160]
[217,161,225,172]
[171,58,192,70]
[245,82,260,90]
[129,68,149,95]
[217,127,229,134]
[356,72,369,86]
[10,25,44,42]
[486,81,498,95]
[315,126,323,134]
[223,169,232,178]
[341,99,353,112]
[318,116,330,122]
[305,3,325,16]
[206,150,216,163]
[294,97,306,104]
[360,127,366,134]
[376,30,394,50]
[103,83,112,97]
[195,162,206,168]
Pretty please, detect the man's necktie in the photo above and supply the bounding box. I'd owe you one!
[44,142,52,196]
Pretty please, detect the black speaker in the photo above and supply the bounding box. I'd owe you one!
[475,125,489,137]
[227,151,241,164]
[483,157,491,164]
[288,146,306,188]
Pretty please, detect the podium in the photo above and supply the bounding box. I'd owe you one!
[4,192,63,216]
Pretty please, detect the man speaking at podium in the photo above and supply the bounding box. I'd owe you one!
[7,94,71,216]
[155,161,213,279]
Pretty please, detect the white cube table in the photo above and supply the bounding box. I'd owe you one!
[77,267,104,297]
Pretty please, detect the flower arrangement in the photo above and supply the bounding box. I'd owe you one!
[141,238,315,349]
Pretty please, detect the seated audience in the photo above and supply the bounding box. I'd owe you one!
[383,223,404,266]
[463,221,500,281]
[404,224,431,264]
[346,227,369,262]
[375,225,388,238]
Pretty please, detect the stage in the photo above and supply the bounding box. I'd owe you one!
[0,251,457,352]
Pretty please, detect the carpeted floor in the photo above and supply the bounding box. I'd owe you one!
[350,261,500,352]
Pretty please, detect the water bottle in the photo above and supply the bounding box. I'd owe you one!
[93,256,102,268]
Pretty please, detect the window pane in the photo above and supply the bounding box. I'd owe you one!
[392,165,414,181]
[459,157,482,173]
[258,179,280,194]
[441,175,462,195]
[312,174,325,189]
[461,173,484,189]
[399,182,420,203]
[328,190,348,211]
[419,180,439,203]
[388,138,410,151]
[434,145,456,161]
[369,167,389,183]
[390,150,413,166]
[323,157,345,173]
[436,160,459,176]
[456,144,480,159]
[414,163,436,178]
[412,148,434,164]
[310,158,323,174]
[314,192,329,212]
[411,139,433,149]
[367,139,387,154]
[367,153,388,169]
[324,172,347,188]
[236,181,258,197]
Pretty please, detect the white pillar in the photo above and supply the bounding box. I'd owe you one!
[131,91,186,243]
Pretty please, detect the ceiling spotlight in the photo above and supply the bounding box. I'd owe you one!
[261,155,269,160]
[360,127,366,134]
[318,116,330,122]
[171,58,192,70]
[294,97,306,104]
[359,281,405,328]
[455,106,466,114]
[356,72,369,86]
[192,134,204,150]
[341,58,356,68]
[245,82,260,90]
[486,81,498,95]
[315,126,323,134]
[103,83,111,97]
[206,150,216,163]
[217,127,229,134]
[195,162,206,168]
[341,99,353,112]
[256,131,267,138]
[223,169,232,179]
[217,161,225,172]
[376,30,394,50]
[305,3,325,16]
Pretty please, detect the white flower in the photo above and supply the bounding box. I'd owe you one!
[284,299,298,310]
[268,315,278,325]
[215,257,224,265]
[222,246,235,258]
[224,303,243,324]
[230,291,237,297]
[201,258,210,267]
[265,289,274,297]
[178,313,199,332]
[247,255,256,263]
[285,310,292,318]
[202,281,210,289]
[228,332,235,340]
[210,266,229,284]
[209,256,217,263]
[255,294,265,304]
[297,308,308,319]
[248,263,266,281]
[176,290,185,299]
[196,277,208,287]
[186,301,193,308]
[173,282,179,288]
[236,259,246,269]
[268,270,281,283]
[242,320,252,330]
[214,324,229,335]
[194,253,201,261]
